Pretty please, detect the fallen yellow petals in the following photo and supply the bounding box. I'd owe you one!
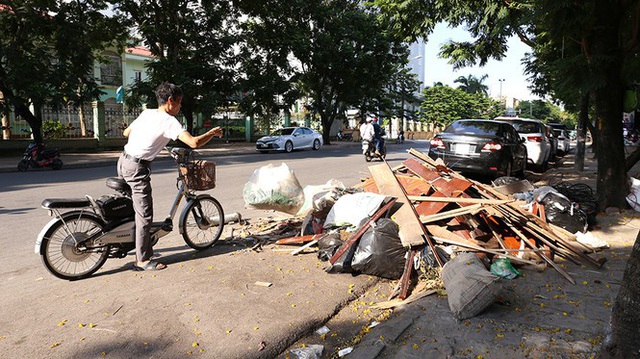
[50,342,61,348]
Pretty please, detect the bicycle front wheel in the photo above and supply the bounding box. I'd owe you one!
[180,195,224,250]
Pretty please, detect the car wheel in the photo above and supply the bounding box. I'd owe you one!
[284,141,293,153]
[312,139,321,150]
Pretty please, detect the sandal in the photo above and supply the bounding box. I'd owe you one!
[133,260,167,271]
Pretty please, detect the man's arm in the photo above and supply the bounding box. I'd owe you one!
[178,127,224,148]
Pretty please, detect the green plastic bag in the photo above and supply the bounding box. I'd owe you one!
[490,258,520,280]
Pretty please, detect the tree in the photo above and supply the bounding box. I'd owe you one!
[0,1,128,145]
[420,85,501,126]
[236,0,407,145]
[114,0,239,133]
[454,74,489,95]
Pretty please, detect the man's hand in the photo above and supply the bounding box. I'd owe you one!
[209,126,223,138]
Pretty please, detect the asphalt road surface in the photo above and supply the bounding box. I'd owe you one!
[0,141,422,358]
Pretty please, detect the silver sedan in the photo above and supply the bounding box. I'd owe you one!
[255,127,323,153]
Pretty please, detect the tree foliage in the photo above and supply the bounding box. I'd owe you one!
[0,0,128,144]
[420,85,502,126]
[114,0,239,133]
[454,74,489,95]
[236,0,408,144]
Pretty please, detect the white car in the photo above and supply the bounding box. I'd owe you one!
[553,129,571,154]
[255,126,323,153]
[495,117,553,171]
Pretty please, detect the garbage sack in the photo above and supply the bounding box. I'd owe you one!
[317,233,344,262]
[441,252,502,320]
[296,179,346,216]
[540,192,588,233]
[351,218,406,280]
[324,236,358,274]
[490,258,520,279]
[323,192,387,228]
[242,163,304,215]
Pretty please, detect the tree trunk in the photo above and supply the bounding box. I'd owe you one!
[600,231,640,358]
[575,93,589,171]
[592,1,628,210]
[14,102,43,145]
[319,111,333,146]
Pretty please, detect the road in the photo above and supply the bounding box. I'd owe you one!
[0,141,423,359]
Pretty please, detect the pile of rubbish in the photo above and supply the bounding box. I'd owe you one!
[242,149,610,320]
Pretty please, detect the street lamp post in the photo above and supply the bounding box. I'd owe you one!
[498,79,505,99]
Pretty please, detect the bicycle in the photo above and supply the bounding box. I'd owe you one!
[34,146,224,280]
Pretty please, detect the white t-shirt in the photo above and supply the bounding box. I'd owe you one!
[360,122,374,141]
[123,109,186,161]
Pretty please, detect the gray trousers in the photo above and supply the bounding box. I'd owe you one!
[117,155,153,262]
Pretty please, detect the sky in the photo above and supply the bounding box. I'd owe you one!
[421,23,539,101]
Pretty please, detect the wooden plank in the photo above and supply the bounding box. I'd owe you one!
[408,195,511,205]
[368,164,427,247]
[419,203,484,224]
[328,198,397,264]
[275,234,325,245]
[402,158,442,181]
[398,249,418,300]
[397,175,433,196]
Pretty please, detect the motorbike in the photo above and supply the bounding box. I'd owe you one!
[362,138,386,162]
[18,141,63,171]
[337,130,353,141]
[34,147,230,280]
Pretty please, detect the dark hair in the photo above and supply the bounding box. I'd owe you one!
[155,82,183,105]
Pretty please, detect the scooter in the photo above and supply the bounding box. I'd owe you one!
[337,130,353,141]
[18,142,63,171]
[362,139,386,162]
[34,147,228,280]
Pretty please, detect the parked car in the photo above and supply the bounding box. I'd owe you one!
[495,117,553,171]
[546,125,558,160]
[255,126,323,153]
[428,119,528,179]
[553,129,571,154]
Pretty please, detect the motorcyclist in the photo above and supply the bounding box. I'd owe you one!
[359,116,375,154]
[371,118,385,155]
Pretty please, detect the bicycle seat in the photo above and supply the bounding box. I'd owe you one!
[106,177,131,194]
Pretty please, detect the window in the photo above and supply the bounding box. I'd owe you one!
[100,52,122,86]
[134,71,142,82]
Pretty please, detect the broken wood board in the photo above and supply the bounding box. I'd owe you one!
[368,163,427,247]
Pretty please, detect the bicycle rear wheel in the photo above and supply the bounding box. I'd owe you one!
[180,195,224,250]
[40,212,108,280]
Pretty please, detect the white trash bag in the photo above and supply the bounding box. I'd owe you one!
[242,163,304,215]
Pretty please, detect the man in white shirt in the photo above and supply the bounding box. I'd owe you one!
[118,82,223,271]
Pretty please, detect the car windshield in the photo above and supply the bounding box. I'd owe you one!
[507,121,540,133]
[270,128,295,136]
[444,121,501,136]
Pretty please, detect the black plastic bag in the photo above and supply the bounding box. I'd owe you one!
[541,192,588,233]
[351,218,406,279]
[317,233,343,262]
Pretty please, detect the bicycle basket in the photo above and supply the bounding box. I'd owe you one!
[180,160,216,190]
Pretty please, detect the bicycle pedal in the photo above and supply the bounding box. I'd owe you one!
[162,219,173,231]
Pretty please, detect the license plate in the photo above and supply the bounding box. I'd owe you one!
[453,143,470,154]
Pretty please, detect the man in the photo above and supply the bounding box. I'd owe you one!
[371,117,385,155]
[359,116,375,154]
[118,82,223,271]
